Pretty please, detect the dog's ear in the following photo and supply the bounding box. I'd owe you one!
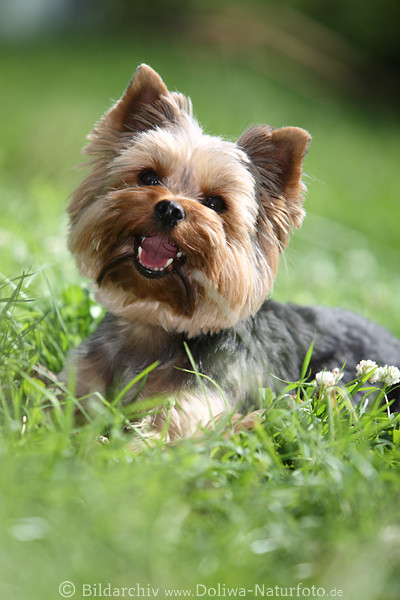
[238,125,311,247]
[69,65,190,221]
[105,64,169,133]
[86,64,191,154]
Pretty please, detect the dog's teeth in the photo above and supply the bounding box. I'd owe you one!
[176,251,183,258]
[136,241,177,273]
[137,246,148,269]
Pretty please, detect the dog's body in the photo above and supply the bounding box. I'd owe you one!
[65,65,400,438]
[68,300,400,437]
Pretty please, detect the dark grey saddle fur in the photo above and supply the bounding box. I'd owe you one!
[70,301,400,412]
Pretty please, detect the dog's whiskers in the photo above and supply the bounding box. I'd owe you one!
[97,253,136,286]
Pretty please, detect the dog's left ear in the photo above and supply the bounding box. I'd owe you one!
[238,125,311,247]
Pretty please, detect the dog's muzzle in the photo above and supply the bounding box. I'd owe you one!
[154,200,185,228]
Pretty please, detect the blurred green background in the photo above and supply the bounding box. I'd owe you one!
[1,0,400,333]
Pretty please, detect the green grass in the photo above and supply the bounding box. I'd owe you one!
[1,33,400,600]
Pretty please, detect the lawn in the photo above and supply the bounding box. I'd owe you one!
[1,33,400,600]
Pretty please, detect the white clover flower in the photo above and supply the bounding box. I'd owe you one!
[376,365,400,386]
[356,360,400,386]
[356,360,379,383]
[315,368,343,389]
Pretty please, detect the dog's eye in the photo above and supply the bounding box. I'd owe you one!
[138,169,161,186]
[203,195,226,214]
[203,195,226,213]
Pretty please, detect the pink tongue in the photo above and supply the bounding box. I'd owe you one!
[140,234,177,269]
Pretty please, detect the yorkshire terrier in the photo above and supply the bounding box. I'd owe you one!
[65,64,400,438]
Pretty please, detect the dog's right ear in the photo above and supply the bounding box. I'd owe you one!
[86,64,191,156]
[105,64,169,133]
[86,64,171,154]
[69,65,188,221]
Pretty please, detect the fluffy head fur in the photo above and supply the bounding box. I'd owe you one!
[68,64,310,336]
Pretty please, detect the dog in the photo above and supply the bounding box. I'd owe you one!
[65,64,400,439]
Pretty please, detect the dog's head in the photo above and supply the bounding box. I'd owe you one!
[68,64,310,335]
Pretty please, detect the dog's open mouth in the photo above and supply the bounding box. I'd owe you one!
[135,234,184,278]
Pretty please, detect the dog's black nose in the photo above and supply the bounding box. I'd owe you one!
[154,200,185,227]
